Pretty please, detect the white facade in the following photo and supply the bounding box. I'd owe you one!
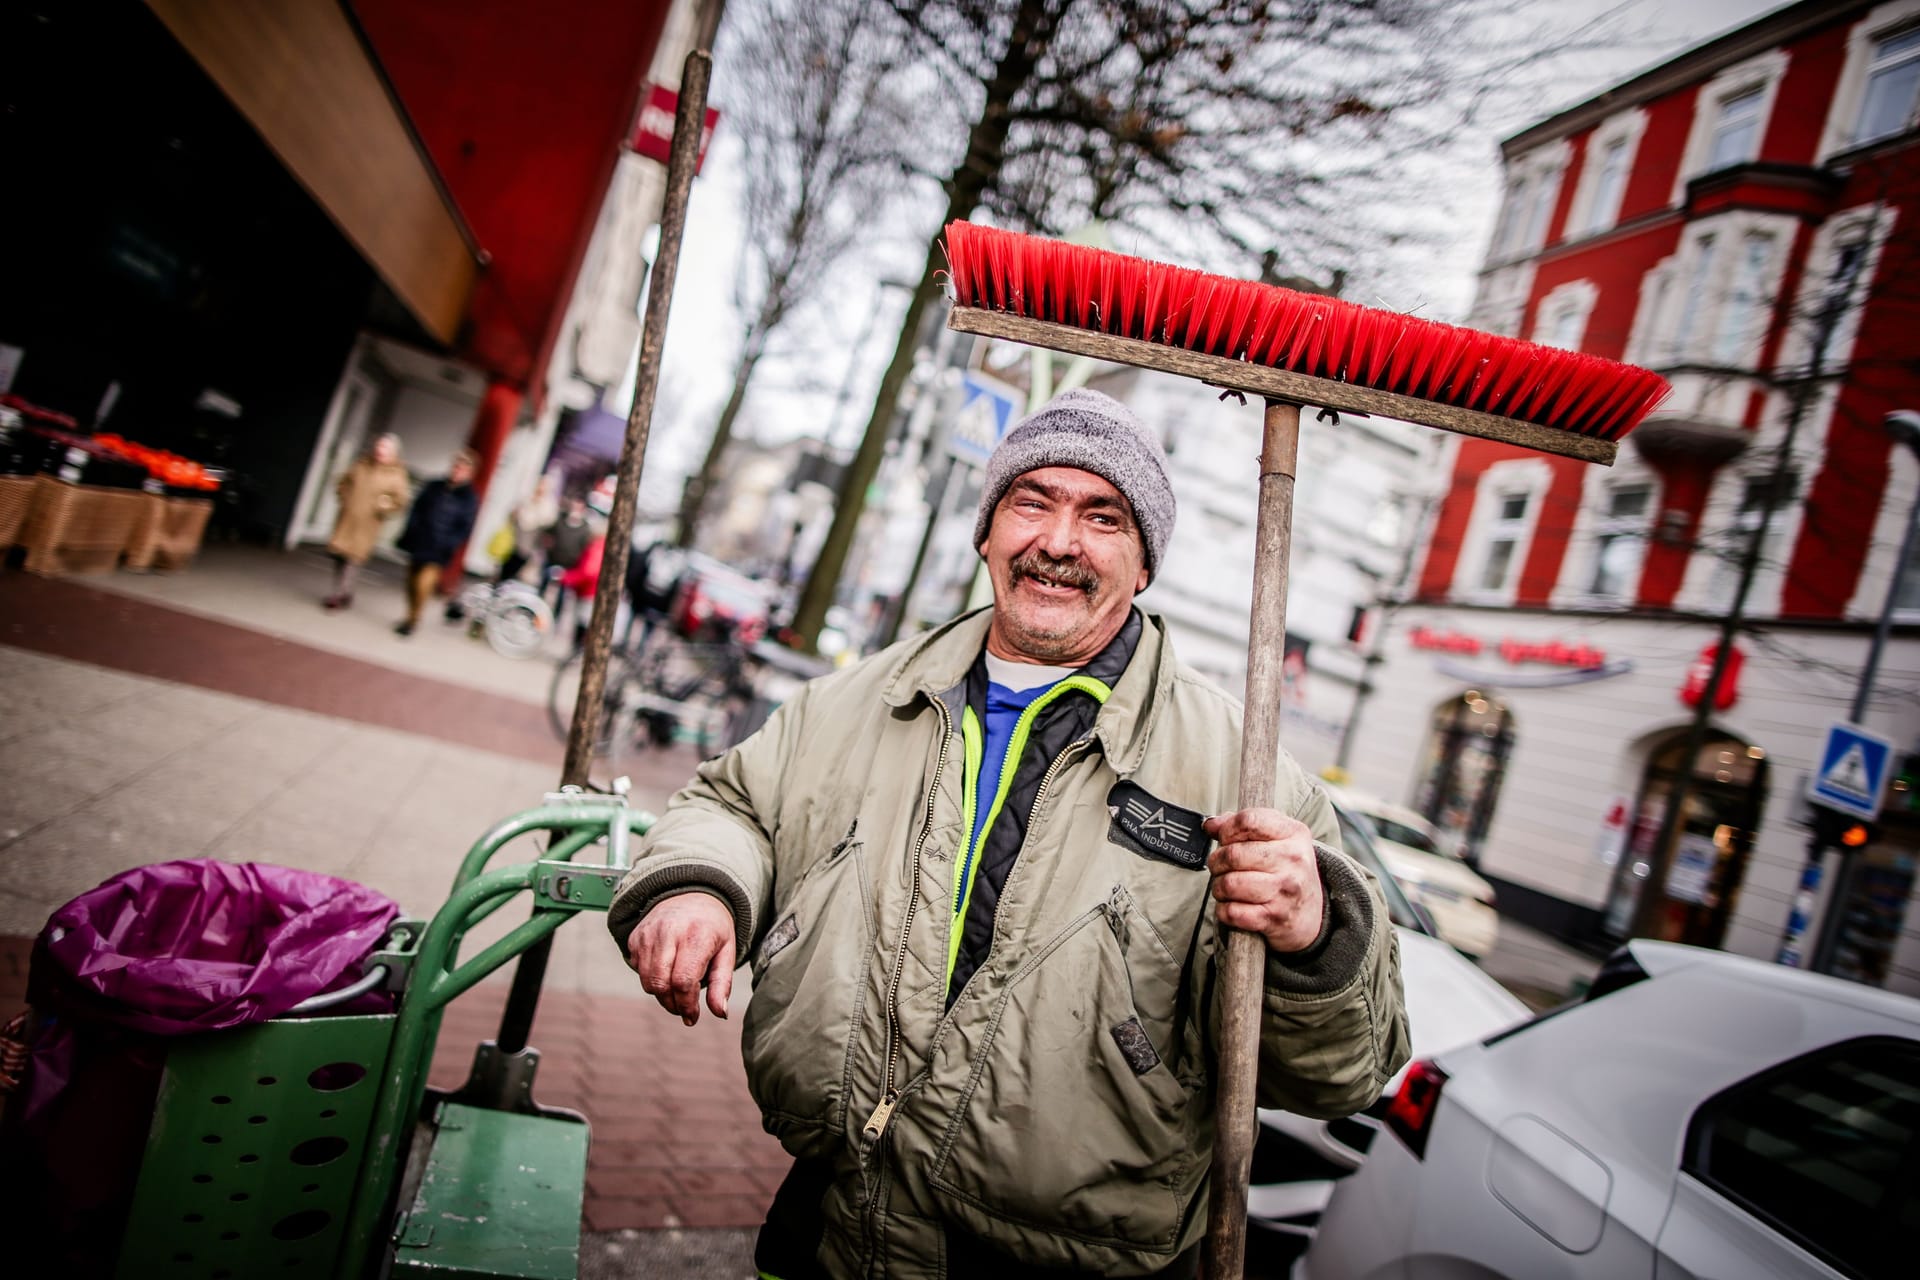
[1349,605,1920,995]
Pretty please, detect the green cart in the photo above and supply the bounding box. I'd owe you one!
[113,787,652,1280]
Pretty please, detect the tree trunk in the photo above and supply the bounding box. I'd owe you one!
[789,0,1055,649]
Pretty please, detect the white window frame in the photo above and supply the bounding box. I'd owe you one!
[1586,482,1656,603]
[1455,459,1551,605]
[1530,279,1599,352]
[1775,203,1900,378]
[1555,454,1661,609]
[1564,109,1647,239]
[1638,213,1793,369]
[1671,49,1791,202]
[1847,429,1920,621]
[1819,0,1920,160]
[1467,260,1536,338]
[1487,141,1571,265]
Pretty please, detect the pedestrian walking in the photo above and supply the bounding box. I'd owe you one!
[495,474,559,586]
[393,450,478,637]
[541,495,595,610]
[608,389,1410,1278]
[322,433,410,610]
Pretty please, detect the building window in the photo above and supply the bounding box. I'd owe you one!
[1710,233,1774,366]
[1857,26,1920,144]
[1585,139,1630,234]
[1684,1039,1920,1279]
[1704,87,1765,171]
[1480,492,1532,592]
[1590,485,1653,599]
[1676,235,1718,350]
[1490,147,1568,260]
[1707,471,1797,611]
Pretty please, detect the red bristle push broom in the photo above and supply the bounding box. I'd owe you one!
[942,220,1667,1279]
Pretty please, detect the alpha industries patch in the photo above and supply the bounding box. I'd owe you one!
[1107,780,1211,870]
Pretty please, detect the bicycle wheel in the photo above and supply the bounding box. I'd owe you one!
[485,595,553,659]
[547,648,638,753]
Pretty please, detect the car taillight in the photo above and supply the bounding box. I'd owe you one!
[1383,1059,1447,1159]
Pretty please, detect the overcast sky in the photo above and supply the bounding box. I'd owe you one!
[630,0,1794,478]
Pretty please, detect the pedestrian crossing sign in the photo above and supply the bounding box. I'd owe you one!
[947,372,1022,468]
[1810,722,1894,821]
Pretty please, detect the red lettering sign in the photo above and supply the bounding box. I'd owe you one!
[629,84,720,172]
[1409,627,1483,655]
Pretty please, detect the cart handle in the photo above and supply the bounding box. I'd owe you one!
[287,964,391,1016]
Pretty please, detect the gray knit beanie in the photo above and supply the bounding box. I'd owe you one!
[972,388,1175,582]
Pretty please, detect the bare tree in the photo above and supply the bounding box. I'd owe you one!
[676,0,922,546]
[789,0,1632,647]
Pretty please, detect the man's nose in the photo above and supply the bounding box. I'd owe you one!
[1035,509,1080,558]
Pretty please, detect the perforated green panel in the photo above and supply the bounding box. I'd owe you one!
[115,1013,397,1280]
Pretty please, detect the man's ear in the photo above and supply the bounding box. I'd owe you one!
[1135,564,1150,593]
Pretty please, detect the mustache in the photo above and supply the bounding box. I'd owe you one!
[1011,550,1097,593]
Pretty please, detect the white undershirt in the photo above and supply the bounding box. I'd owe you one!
[985,653,1082,692]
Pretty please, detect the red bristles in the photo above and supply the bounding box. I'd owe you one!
[943,222,1669,441]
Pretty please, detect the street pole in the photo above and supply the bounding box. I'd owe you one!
[1798,410,1920,972]
[492,0,726,1064]
[1627,316,1838,941]
[1335,490,1433,774]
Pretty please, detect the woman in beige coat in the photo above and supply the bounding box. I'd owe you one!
[323,433,411,609]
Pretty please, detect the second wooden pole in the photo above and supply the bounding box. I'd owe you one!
[1204,398,1301,1280]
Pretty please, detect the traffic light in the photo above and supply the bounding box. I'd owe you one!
[1811,806,1876,850]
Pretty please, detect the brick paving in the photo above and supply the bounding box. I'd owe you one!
[0,571,784,1244]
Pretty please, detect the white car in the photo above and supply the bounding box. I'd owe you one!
[1250,802,1529,1242]
[1302,940,1919,1280]
[1323,784,1500,959]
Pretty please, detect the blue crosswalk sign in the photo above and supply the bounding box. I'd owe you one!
[947,372,1022,468]
[1810,722,1894,821]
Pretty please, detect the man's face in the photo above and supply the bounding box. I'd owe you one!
[450,459,474,486]
[983,467,1148,666]
[371,436,397,465]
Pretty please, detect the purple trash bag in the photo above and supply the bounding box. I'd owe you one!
[38,858,402,1034]
[0,861,400,1276]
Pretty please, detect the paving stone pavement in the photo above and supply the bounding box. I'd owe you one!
[0,561,785,1269]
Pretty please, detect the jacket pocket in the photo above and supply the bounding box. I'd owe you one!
[927,899,1202,1257]
[741,829,870,1159]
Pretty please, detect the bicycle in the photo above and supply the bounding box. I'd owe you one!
[548,623,752,763]
[450,578,555,659]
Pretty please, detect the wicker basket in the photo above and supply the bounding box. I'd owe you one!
[0,475,35,549]
[124,495,215,572]
[16,477,153,576]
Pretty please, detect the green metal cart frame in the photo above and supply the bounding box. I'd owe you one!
[114,788,652,1280]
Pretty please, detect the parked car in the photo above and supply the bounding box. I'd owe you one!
[1302,940,1918,1280]
[1322,783,1500,959]
[1249,800,1529,1245]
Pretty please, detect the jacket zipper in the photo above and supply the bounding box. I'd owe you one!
[863,695,953,1144]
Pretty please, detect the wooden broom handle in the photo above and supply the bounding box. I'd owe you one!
[1205,399,1301,1280]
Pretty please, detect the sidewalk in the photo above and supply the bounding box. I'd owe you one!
[0,557,786,1265]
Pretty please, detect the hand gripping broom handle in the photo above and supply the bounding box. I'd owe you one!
[1205,399,1301,1280]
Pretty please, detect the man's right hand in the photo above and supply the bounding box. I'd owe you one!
[627,893,736,1026]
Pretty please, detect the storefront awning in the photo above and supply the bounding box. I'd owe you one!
[144,0,478,346]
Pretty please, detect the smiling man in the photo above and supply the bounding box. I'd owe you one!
[609,388,1408,1279]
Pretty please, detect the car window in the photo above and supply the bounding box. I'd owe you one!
[1684,1036,1919,1280]
[1369,816,1440,855]
[1333,806,1422,932]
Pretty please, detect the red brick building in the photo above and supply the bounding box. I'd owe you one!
[1349,0,1920,991]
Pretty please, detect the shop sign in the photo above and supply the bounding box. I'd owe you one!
[1678,642,1743,711]
[1409,627,1607,668]
[1666,833,1718,905]
[628,84,720,172]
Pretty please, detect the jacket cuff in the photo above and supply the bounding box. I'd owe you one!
[1264,844,1377,999]
[606,859,757,961]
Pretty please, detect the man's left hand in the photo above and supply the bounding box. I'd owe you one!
[1203,808,1324,953]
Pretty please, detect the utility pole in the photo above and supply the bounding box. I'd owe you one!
[1794,409,1920,972]
[1335,488,1435,774]
[1627,289,1847,940]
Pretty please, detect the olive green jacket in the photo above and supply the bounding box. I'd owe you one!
[608,610,1409,1276]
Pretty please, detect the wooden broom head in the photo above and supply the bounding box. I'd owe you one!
[943,221,1669,445]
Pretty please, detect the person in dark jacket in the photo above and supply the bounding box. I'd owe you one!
[394,450,479,637]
